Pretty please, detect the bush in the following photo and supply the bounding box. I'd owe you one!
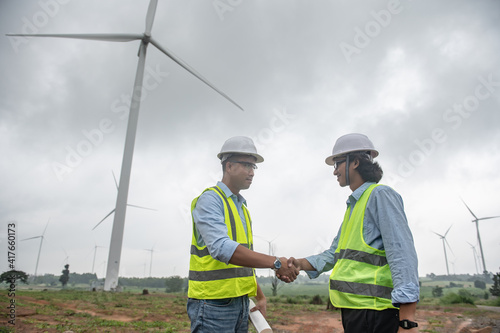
[310,295,323,305]
[440,289,475,305]
[490,270,500,297]
[165,276,184,293]
[432,286,443,297]
[474,280,486,290]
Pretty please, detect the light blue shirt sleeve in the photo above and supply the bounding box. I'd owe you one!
[191,183,240,265]
[304,227,341,279]
[303,182,419,306]
[367,185,420,306]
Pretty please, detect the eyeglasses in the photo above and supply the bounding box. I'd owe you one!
[229,161,258,170]
[334,159,346,170]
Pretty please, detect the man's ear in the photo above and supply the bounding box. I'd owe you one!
[352,158,360,169]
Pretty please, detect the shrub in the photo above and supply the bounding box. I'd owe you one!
[310,295,323,305]
[432,286,443,297]
[474,280,486,290]
[440,289,475,305]
[490,270,500,297]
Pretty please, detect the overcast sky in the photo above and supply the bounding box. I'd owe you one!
[1,0,499,281]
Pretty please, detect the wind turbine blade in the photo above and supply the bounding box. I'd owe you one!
[92,209,116,230]
[6,33,143,42]
[445,239,455,256]
[150,38,244,111]
[21,236,42,241]
[112,171,119,190]
[460,198,478,220]
[444,225,452,237]
[127,204,157,211]
[145,0,158,35]
[478,215,500,221]
[432,231,444,238]
[42,219,50,236]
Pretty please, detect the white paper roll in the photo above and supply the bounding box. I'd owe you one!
[248,299,273,333]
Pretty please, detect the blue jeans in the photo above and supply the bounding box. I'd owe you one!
[187,295,249,333]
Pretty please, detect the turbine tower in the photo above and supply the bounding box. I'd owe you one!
[8,0,243,291]
[92,244,106,275]
[462,199,500,274]
[144,245,155,278]
[432,225,453,275]
[466,241,480,275]
[21,219,49,279]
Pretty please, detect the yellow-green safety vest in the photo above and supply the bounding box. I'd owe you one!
[329,184,398,310]
[188,186,257,299]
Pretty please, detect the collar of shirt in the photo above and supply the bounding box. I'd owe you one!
[346,181,376,208]
[216,181,247,207]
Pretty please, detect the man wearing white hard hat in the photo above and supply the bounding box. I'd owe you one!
[284,133,419,333]
[187,136,299,333]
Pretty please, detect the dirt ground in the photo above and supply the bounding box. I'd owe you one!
[4,293,500,333]
[271,307,500,333]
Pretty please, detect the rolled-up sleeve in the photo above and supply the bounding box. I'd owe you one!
[192,191,239,264]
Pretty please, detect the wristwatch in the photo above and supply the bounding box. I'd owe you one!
[399,319,418,329]
[273,257,282,272]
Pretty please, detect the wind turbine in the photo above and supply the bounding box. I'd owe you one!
[8,0,243,291]
[254,235,277,277]
[92,171,156,231]
[466,241,480,275]
[144,244,155,277]
[461,199,500,274]
[61,247,70,266]
[92,244,106,275]
[432,225,453,275]
[21,219,49,279]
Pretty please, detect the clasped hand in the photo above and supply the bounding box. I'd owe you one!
[275,257,300,283]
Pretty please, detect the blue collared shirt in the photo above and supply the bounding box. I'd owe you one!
[305,182,420,306]
[192,181,248,265]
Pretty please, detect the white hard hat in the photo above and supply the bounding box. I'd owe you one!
[325,133,379,165]
[217,136,264,163]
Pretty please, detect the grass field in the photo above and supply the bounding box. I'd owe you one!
[1,281,499,332]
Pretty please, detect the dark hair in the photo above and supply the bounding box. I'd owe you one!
[349,152,383,183]
[221,154,256,173]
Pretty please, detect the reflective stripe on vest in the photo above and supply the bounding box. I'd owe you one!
[333,249,388,267]
[330,280,393,300]
[188,186,257,299]
[329,184,397,310]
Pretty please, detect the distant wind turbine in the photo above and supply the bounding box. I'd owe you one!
[92,171,156,231]
[461,199,500,274]
[92,244,106,274]
[466,241,480,275]
[61,247,69,266]
[144,244,155,277]
[8,0,243,291]
[432,225,454,275]
[21,219,49,278]
[254,235,278,277]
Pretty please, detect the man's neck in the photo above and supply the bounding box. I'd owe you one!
[349,175,365,192]
[221,178,239,195]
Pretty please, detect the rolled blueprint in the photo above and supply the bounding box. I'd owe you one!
[249,299,273,333]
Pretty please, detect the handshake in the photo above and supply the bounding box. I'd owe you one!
[274,257,302,283]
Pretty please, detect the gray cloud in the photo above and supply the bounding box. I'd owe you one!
[1,0,499,279]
